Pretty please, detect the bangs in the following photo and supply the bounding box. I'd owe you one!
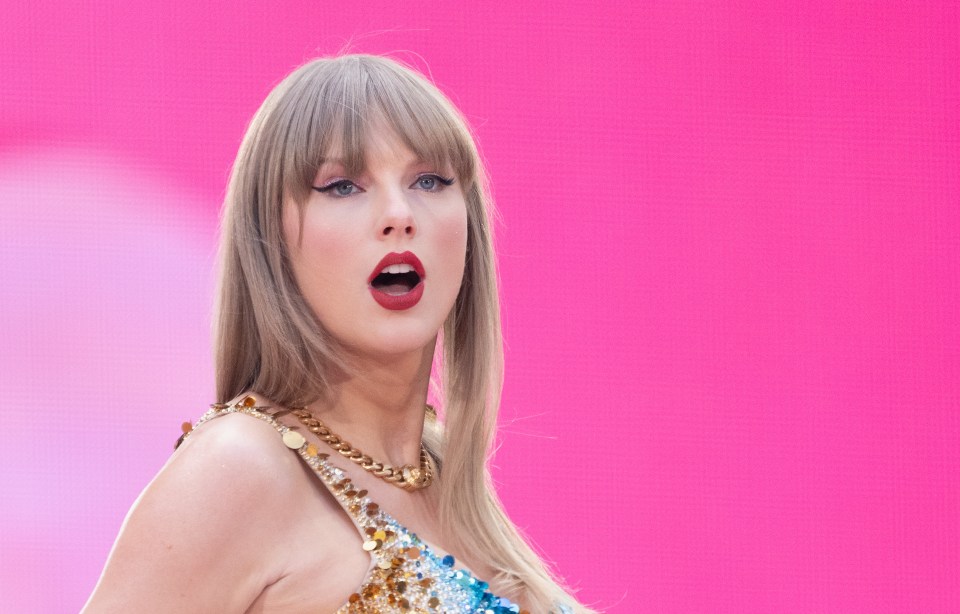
[278,56,477,202]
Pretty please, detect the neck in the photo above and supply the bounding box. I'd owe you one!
[311,342,435,468]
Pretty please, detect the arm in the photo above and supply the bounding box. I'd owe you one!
[82,413,298,613]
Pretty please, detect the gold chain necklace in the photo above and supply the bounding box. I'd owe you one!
[291,407,434,491]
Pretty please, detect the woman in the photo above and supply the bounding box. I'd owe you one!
[84,54,590,613]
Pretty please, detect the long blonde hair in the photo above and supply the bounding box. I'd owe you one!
[216,54,591,613]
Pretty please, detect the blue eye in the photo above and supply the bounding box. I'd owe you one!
[413,174,455,192]
[312,180,360,197]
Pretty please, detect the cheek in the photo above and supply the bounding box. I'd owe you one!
[442,209,469,255]
[434,206,469,291]
[283,206,355,304]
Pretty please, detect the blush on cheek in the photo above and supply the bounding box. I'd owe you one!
[438,205,467,246]
[434,212,469,294]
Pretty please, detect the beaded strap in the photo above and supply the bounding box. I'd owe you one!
[177,398,531,614]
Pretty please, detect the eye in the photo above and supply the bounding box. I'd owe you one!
[312,179,362,197]
[412,174,455,192]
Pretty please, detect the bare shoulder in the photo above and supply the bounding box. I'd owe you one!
[83,411,312,613]
[173,409,303,489]
[157,410,307,520]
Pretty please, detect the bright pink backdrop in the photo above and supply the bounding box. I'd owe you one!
[2,2,958,612]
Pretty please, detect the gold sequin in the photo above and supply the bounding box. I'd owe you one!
[181,422,193,434]
[282,431,305,449]
[189,400,524,614]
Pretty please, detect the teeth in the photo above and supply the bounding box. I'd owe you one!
[381,263,415,275]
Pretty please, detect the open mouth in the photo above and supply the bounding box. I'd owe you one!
[370,264,422,296]
[368,252,425,310]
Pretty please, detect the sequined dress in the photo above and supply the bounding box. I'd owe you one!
[181,402,573,614]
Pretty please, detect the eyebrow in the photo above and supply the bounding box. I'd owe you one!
[314,157,362,177]
[315,155,443,173]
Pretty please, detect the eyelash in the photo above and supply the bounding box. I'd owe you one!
[312,179,361,197]
[413,174,455,191]
[311,174,455,197]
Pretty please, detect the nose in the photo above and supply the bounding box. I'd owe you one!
[378,188,416,238]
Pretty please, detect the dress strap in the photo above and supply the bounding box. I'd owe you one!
[177,397,392,544]
[177,397,532,614]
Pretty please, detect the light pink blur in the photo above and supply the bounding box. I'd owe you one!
[1,2,958,612]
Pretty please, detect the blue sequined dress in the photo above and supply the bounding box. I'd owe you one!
[183,401,574,614]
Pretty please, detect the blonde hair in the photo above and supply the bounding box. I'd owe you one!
[216,54,591,613]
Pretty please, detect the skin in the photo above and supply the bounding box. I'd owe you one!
[82,127,495,613]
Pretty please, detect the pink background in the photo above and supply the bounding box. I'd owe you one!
[1,2,958,612]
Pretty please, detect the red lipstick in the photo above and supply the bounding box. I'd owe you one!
[368,251,426,311]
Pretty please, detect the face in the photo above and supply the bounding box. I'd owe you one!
[282,124,468,361]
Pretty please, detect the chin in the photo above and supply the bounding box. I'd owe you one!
[343,327,440,361]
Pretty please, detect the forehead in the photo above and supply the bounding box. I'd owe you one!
[318,118,449,174]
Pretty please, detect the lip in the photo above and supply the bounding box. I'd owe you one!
[368,251,426,311]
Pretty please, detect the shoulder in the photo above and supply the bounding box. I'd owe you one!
[174,408,300,489]
[83,410,308,613]
[152,408,310,520]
